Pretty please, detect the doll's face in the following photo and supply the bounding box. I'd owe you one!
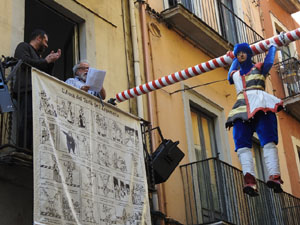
[237,51,247,63]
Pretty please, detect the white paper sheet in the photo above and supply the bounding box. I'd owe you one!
[86,68,106,92]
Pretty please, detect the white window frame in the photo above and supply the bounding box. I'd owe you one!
[270,13,298,61]
[182,83,231,163]
[291,136,300,182]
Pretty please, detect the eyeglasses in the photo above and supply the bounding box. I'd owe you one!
[78,67,89,70]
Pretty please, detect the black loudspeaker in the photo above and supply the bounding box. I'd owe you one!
[152,139,185,184]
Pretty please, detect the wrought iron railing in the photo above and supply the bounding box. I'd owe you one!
[0,59,33,166]
[168,0,263,45]
[180,158,300,225]
[275,57,300,98]
[167,0,264,62]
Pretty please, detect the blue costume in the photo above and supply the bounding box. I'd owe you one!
[227,43,283,150]
[227,43,284,196]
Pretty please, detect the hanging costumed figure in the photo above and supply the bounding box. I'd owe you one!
[226,42,284,197]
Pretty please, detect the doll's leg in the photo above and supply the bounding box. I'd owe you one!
[256,112,283,193]
[233,120,258,196]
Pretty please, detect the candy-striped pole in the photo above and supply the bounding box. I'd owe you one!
[116,28,300,103]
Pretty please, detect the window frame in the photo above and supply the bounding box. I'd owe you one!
[182,84,231,163]
[190,105,218,160]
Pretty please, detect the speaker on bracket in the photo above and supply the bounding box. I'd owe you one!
[151,139,185,184]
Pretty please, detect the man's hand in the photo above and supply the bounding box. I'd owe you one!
[80,85,90,92]
[45,49,61,63]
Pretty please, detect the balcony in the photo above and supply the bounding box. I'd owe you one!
[180,158,300,225]
[274,0,300,14]
[161,0,263,58]
[0,61,33,167]
[275,58,300,121]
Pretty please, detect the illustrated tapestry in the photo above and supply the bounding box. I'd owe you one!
[32,69,151,225]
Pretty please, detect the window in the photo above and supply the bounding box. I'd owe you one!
[168,0,178,7]
[276,28,292,61]
[25,0,83,81]
[291,136,300,180]
[183,89,231,162]
[274,24,299,96]
[190,106,217,161]
[221,0,238,44]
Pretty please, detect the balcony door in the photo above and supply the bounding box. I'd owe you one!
[25,0,82,81]
[219,0,238,45]
[191,107,217,161]
[275,26,300,97]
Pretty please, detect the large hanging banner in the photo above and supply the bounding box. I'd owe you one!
[32,69,151,225]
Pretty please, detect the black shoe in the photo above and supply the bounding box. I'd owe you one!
[243,173,259,197]
[267,175,283,193]
[243,185,259,197]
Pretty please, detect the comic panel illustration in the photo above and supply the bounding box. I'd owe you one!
[39,118,57,147]
[57,97,75,125]
[39,90,57,117]
[131,183,146,206]
[62,191,81,222]
[39,187,62,219]
[75,104,90,130]
[131,152,143,178]
[40,152,62,183]
[57,126,91,160]
[60,159,80,188]
[76,134,91,160]
[81,198,98,224]
[58,127,77,155]
[92,142,112,168]
[116,208,146,225]
[111,150,128,174]
[80,165,96,194]
[93,112,108,138]
[109,120,124,145]
[98,203,117,225]
[95,172,114,198]
[113,176,131,202]
[124,126,140,150]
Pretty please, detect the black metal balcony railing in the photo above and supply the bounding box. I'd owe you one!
[173,0,263,45]
[0,60,35,166]
[180,158,300,225]
[168,0,264,62]
[275,57,300,98]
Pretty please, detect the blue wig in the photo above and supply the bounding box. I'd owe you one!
[233,43,253,58]
[233,43,254,75]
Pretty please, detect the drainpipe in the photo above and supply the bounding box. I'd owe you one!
[129,0,144,118]
[139,1,166,216]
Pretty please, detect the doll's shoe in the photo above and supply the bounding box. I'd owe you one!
[243,173,259,197]
[267,175,283,193]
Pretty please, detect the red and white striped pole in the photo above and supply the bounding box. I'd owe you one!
[115,28,300,103]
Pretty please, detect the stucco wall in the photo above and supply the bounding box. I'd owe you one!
[145,14,238,223]
[0,0,136,224]
[259,0,300,198]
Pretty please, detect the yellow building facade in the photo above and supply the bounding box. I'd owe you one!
[0,0,300,224]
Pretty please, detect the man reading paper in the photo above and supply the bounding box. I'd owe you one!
[66,60,106,100]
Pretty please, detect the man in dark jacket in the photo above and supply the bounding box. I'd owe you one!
[13,29,61,150]
[14,29,61,92]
